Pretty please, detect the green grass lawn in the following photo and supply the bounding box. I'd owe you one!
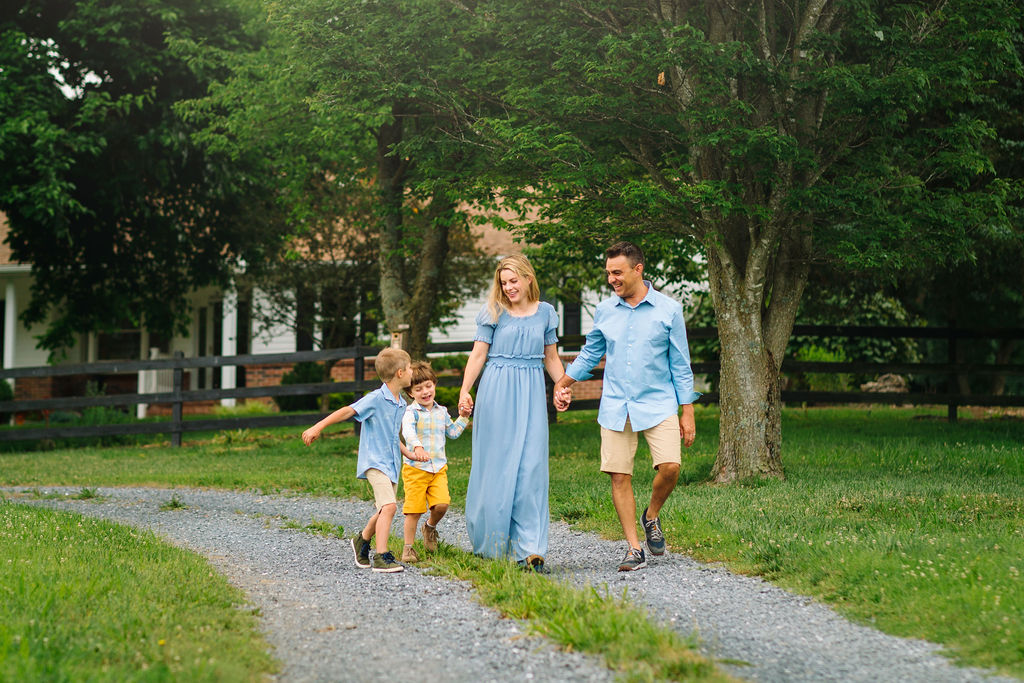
[0,501,275,681]
[2,405,1022,677]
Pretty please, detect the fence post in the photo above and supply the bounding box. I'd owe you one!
[353,348,366,436]
[172,351,183,447]
[947,324,958,423]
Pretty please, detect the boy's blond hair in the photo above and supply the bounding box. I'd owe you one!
[486,254,541,322]
[405,361,438,396]
[374,347,412,381]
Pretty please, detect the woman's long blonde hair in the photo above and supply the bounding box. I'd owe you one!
[487,254,540,322]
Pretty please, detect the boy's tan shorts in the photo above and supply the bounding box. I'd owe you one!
[600,416,681,475]
[401,464,450,514]
[365,468,398,509]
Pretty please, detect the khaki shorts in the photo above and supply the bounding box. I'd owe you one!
[401,464,451,514]
[365,468,398,509]
[600,416,681,474]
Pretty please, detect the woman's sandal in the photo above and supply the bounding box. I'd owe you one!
[521,554,546,573]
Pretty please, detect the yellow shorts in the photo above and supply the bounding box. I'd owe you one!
[365,468,398,509]
[401,464,451,514]
[600,416,681,474]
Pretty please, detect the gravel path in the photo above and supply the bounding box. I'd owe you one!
[6,486,1016,683]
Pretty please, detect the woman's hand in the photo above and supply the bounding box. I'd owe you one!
[458,390,474,415]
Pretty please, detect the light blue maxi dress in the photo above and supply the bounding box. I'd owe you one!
[465,301,559,561]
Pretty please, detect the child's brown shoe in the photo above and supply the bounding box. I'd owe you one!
[422,522,439,552]
[401,546,420,563]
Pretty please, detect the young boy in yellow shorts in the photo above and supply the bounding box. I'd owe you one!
[400,361,471,562]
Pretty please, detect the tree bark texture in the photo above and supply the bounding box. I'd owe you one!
[374,101,455,358]
[642,0,831,481]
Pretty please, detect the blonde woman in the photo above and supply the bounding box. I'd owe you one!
[459,254,566,572]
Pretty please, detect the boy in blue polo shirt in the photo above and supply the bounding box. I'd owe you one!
[301,347,414,573]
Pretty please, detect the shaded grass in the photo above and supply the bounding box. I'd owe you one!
[401,543,728,682]
[0,501,276,681]
[2,406,1022,676]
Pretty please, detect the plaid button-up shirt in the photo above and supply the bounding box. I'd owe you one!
[401,401,469,473]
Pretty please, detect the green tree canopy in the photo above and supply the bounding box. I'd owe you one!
[458,0,1023,480]
[0,0,285,354]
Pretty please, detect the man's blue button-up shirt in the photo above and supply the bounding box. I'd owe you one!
[565,282,700,432]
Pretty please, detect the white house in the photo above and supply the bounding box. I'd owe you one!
[0,214,596,412]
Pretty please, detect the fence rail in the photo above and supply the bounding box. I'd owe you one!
[0,325,1021,446]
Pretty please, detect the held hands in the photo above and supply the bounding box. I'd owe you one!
[458,390,474,416]
[553,386,572,412]
[410,446,430,463]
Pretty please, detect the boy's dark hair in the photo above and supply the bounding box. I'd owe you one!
[405,361,438,396]
[605,241,644,267]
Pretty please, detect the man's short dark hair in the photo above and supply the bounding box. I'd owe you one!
[605,241,644,267]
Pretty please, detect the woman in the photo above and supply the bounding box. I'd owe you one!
[459,255,565,572]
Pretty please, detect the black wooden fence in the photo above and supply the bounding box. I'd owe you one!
[0,325,1021,446]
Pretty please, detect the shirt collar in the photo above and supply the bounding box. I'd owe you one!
[410,400,437,412]
[615,280,656,309]
[379,383,405,406]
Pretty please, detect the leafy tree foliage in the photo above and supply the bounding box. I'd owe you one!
[458,0,1023,480]
[178,0,495,359]
[0,0,283,354]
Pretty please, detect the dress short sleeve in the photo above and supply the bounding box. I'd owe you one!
[544,302,559,346]
[474,307,497,344]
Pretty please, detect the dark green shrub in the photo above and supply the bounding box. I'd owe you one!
[274,362,328,412]
[328,392,355,410]
[433,386,462,411]
[429,354,468,373]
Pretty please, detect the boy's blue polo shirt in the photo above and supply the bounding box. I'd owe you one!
[352,383,407,483]
[566,282,701,432]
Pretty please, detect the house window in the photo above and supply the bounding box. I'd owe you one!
[562,300,582,338]
[236,298,249,388]
[97,328,141,360]
[295,295,314,352]
[212,302,222,389]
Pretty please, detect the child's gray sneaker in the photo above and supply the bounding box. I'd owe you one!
[351,535,371,568]
[372,551,404,573]
[641,506,666,555]
[617,547,647,572]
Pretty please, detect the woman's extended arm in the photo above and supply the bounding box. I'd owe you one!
[543,343,565,384]
[459,340,490,413]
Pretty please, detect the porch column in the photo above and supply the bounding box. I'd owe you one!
[220,291,237,407]
[136,327,150,419]
[3,282,15,393]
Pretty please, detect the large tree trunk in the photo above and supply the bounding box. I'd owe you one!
[405,196,455,359]
[376,104,410,338]
[704,223,810,483]
[706,251,785,482]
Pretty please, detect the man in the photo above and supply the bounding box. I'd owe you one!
[553,241,700,571]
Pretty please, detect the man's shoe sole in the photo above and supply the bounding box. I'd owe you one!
[351,537,370,569]
[372,564,404,573]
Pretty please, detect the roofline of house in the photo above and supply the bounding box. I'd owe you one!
[0,264,32,274]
